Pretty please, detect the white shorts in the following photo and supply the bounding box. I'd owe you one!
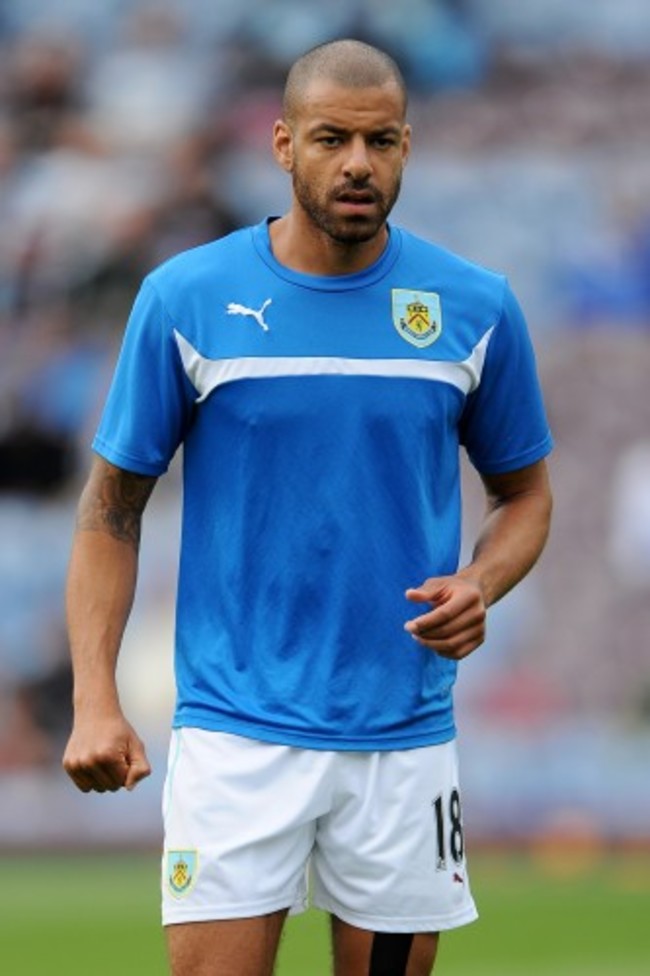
[161,729,478,933]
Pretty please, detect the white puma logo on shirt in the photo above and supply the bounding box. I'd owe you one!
[226,298,272,332]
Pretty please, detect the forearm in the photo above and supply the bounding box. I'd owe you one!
[67,529,138,711]
[66,457,156,713]
[459,461,552,608]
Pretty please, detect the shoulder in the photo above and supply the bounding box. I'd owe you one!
[393,226,510,333]
[396,226,506,291]
[145,225,255,298]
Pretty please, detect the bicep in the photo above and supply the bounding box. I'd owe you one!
[77,456,158,547]
[480,459,552,510]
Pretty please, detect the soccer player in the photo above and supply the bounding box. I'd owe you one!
[63,39,553,976]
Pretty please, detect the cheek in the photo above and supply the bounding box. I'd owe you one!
[294,158,328,194]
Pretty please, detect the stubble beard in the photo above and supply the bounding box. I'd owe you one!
[292,166,402,246]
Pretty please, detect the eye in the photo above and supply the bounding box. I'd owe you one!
[318,135,343,148]
[371,135,397,149]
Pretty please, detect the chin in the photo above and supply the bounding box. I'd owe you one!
[330,219,383,245]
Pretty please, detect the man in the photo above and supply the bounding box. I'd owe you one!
[63,39,552,976]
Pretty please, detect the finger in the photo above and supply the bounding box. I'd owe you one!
[407,602,484,639]
[404,602,467,635]
[405,584,445,605]
[404,608,440,634]
[410,623,486,660]
[63,752,102,792]
[64,752,129,792]
[405,583,484,629]
[66,769,102,793]
[124,754,152,791]
[66,765,117,793]
[95,761,130,792]
[404,587,430,604]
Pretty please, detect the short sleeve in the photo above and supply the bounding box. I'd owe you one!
[460,282,553,474]
[92,280,195,475]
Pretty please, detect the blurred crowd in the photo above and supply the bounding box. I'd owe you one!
[1,1,649,842]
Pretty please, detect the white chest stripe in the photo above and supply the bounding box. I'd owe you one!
[173,328,494,403]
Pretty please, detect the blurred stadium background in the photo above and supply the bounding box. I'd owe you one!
[1,1,649,972]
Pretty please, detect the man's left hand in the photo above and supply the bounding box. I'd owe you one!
[404,576,486,660]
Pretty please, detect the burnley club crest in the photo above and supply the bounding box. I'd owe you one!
[166,849,198,899]
[392,289,442,348]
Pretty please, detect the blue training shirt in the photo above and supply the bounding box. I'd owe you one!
[94,219,553,750]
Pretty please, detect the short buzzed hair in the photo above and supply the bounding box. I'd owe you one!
[283,39,408,125]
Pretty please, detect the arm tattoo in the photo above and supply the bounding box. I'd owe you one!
[77,464,157,549]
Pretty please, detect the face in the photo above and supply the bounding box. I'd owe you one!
[274,78,410,248]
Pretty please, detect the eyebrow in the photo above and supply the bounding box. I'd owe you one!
[309,122,403,137]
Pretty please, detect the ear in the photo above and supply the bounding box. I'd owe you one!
[401,124,412,166]
[273,119,294,172]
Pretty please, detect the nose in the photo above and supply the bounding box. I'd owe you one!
[342,135,372,182]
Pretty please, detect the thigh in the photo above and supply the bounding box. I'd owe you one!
[312,740,478,934]
[167,910,287,976]
[162,729,323,926]
[331,917,439,976]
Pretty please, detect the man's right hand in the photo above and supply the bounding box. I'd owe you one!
[62,712,152,793]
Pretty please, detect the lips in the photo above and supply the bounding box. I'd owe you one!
[333,187,379,219]
[336,190,376,204]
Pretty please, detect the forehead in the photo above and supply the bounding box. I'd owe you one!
[294,78,406,131]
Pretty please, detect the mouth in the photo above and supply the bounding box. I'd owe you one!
[337,188,376,201]
[334,188,378,214]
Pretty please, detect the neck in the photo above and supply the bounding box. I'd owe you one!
[269,212,388,276]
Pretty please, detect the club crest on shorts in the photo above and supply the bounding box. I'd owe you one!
[166,849,198,899]
[392,289,442,348]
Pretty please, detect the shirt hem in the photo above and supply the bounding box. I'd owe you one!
[471,433,553,475]
[92,438,169,477]
[172,712,457,752]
